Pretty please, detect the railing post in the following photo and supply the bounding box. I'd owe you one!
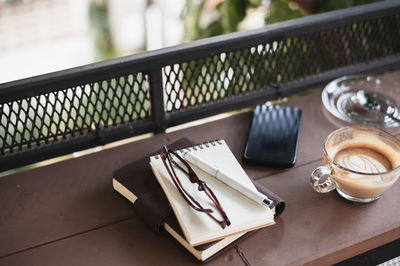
[149,68,167,134]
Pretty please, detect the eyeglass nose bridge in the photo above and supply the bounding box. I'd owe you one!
[196,180,206,191]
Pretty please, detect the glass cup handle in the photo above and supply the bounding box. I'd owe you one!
[310,166,336,193]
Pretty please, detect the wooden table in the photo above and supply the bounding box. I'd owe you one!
[1,71,400,265]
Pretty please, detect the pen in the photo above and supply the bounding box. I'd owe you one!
[182,150,274,208]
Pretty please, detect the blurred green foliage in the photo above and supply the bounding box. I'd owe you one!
[182,0,262,41]
[89,1,117,61]
[317,0,379,13]
[266,0,303,24]
[183,0,381,41]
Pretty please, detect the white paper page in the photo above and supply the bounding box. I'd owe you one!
[150,140,274,246]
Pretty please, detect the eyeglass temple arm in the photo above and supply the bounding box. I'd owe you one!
[161,149,213,214]
[161,147,231,228]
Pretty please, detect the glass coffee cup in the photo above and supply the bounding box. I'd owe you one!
[310,126,400,203]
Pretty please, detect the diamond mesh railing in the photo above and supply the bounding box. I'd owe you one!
[1,1,400,171]
[1,74,150,155]
[163,13,400,115]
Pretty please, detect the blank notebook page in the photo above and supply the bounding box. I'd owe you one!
[150,140,274,246]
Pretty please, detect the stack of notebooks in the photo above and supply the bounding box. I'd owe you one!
[113,138,285,263]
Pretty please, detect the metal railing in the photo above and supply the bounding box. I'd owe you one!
[1,1,400,171]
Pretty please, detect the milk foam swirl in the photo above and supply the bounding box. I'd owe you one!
[334,147,392,174]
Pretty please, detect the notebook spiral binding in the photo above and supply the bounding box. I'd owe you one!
[153,139,223,159]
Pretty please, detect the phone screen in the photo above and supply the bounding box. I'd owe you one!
[243,105,302,168]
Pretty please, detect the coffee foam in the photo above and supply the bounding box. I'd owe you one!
[334,147,391,174]
[329,134,400,171]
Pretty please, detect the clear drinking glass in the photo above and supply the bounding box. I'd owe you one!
[310,126,400,203]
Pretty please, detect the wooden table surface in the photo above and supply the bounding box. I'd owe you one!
[1,71,400,266]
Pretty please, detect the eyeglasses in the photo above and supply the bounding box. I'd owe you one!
[161,146,231,229]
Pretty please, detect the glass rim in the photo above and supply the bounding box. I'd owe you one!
[323,125,400,176]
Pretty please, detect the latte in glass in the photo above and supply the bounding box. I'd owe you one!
[311,126,400,203]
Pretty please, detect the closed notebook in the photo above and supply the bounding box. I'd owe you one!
[149,139,275,246]
[113,138,285,262]
[112,139,246,262]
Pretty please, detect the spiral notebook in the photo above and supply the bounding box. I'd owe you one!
[150,139,275,246]
[113,138,285,262]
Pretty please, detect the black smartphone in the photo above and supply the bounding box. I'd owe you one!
[243,105,302,168]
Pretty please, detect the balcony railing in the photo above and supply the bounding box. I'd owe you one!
[1,1,400,172]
